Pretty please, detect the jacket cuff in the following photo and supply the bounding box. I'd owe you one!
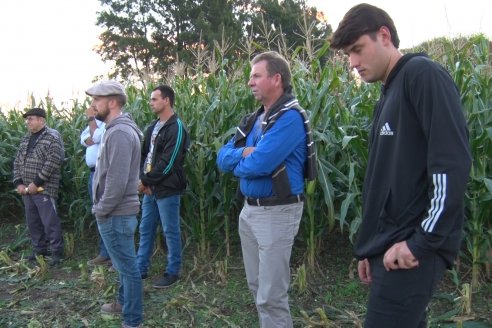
[406,233,432,261]
[34,176,46,187]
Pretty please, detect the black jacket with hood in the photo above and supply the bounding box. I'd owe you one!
[140,114,190,199]
[354,53,472,268]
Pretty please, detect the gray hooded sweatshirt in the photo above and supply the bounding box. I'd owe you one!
[92,113,142,219]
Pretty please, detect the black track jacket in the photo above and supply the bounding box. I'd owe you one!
[354,53,472,268]
[140,114,190,199]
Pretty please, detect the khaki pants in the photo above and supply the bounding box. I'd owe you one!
[239,201,303,328]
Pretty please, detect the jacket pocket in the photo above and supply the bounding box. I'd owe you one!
[376,187,429,233]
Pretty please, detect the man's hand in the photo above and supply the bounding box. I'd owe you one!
[242,147,255,158]
[383,240,419,271]
[358,258,372,284]
[85,105,95,118]
[137,180,145,193]
[27,182,39,194]
[84,136,95,146]
[17,184,28,195]
[137,180,152,195]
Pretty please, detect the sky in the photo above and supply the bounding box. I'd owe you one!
[0,0,491,111]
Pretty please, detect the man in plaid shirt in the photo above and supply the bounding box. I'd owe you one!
[13,107,65,267]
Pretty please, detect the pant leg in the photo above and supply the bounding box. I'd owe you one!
[97,215,143,327]
[137,195,159,276]
[89,171,109,259]
[23,195,48,254]
[241,202,303,328]
[156,195,182,275]
[364,252,447,328]
[30,194,63,254]
[239,204,260,305]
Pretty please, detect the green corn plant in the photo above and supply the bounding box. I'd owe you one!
[79,262,89,282]
[447,36,492,291]
[292,263,307,294]
[64,232,75,259]
[0,110,26,218]
[34,255,49,277]
[304,180,317,269]
[0,34,490,280]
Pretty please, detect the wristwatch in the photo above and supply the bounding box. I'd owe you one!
[88,116,96,122]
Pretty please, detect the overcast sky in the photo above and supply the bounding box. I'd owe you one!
[0,0,490,110]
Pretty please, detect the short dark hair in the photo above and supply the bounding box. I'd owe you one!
[108,94,126,107]
[251,51,292,92]
[153,85,175,107]
[330,3,400,49]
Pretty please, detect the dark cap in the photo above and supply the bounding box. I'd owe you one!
[85,80,127,99]
[23,107,46,118]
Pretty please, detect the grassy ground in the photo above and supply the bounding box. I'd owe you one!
[0,217,491,328]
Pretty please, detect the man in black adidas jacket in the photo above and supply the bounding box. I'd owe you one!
[331,4,471,327]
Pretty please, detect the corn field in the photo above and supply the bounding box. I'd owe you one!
[0,34,490,289]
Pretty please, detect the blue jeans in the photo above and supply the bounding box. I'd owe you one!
[97,216,143,326]
[89,170,109,259]
[137,194,182,276]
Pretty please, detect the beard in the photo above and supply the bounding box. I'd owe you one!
[95,109,109,122]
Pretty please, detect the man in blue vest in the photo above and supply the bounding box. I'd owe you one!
[217,51,316,328]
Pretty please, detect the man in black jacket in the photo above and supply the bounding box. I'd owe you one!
[331,4,472,327]
[137,85,190,288]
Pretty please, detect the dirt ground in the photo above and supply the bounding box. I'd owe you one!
[1,219,491,328]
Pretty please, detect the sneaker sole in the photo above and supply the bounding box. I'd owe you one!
[101,309,122,315]
[152,281,178,289]
[101,311,122,316]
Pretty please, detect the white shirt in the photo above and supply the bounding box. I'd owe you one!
[80,119,105,168]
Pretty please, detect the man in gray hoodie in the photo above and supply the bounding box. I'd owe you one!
[86,80,143,328]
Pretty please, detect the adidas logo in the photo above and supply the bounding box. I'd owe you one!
[380,122,394,136]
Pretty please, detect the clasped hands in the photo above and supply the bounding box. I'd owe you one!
[16,183,41,195]
[358,241,419,284]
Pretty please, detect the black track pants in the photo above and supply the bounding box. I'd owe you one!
[364,252,447,328]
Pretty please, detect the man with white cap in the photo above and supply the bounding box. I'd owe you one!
[85,80,144,328]
[13,107,65,267]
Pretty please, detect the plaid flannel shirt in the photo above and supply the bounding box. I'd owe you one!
[13,127,65,199]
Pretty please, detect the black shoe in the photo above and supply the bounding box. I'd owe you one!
[49,253,62,267]
[141,273,148,280]
[152,273,179,289]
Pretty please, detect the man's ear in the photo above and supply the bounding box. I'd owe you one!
[107,97,117,108]
[274,73,282,88]
[379,26,392,46]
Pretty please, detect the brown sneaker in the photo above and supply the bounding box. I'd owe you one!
[87,255,111,266]
[101,302,123,314]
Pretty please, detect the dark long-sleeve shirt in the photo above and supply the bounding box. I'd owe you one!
[354,53,472,268]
